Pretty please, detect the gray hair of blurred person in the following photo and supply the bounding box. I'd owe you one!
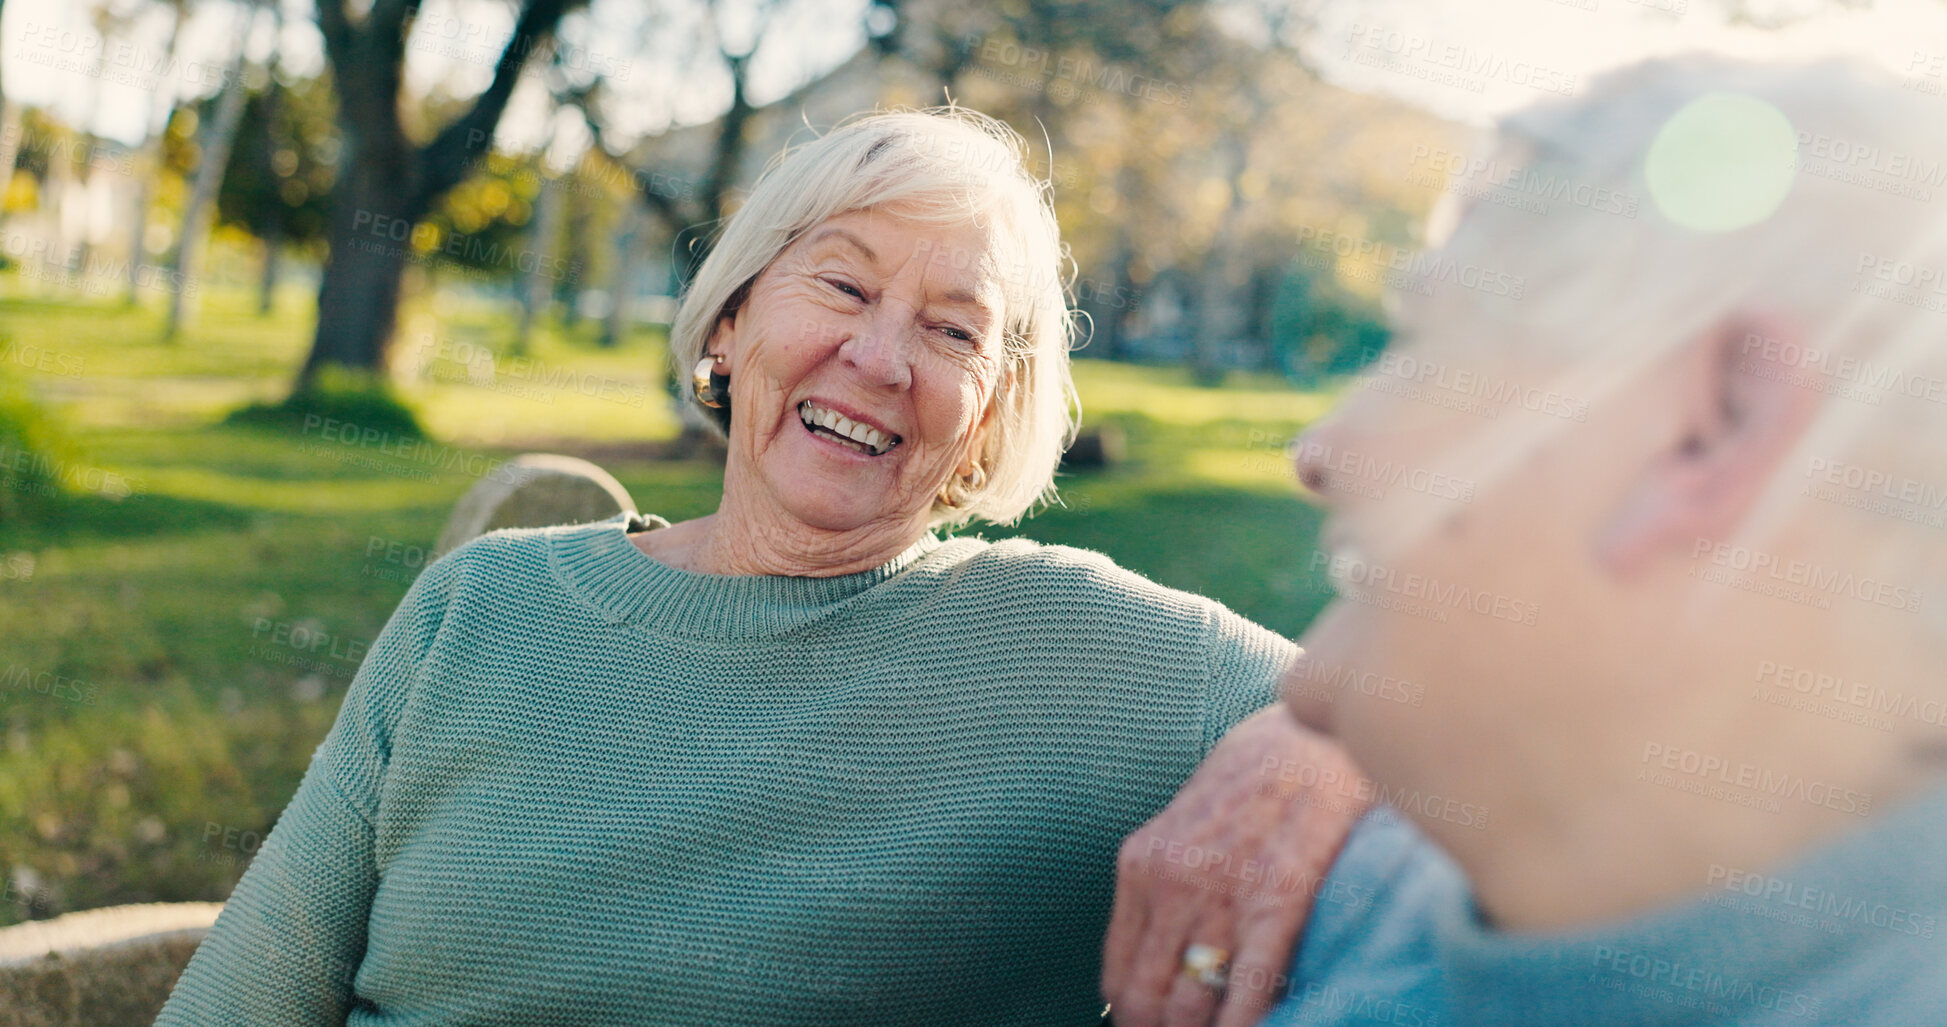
[1380,54,1947,638]
[668,107,1080,529]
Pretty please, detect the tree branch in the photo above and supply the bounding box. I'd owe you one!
[412,0,587,215]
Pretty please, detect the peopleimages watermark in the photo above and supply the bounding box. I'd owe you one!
[0,442,139,500]
[409,12,634,82]
[1280,436,1475,504]
[0,661,99,707]
[248,618,370,680]
[1905,49,1947,98]
[362,535,432,586]
[1688,536,1925,614]
[349,209,582,285]
[0,118,135,178]
[0,552,33,583]
[1638,741,1872,816]
[297,415,519,486]
[965,36,1193,108]
[15,19,245,92]
[1287,982,1443,1026]
[1588,945,1817,1020]
[1294,226,1525,300]
[1310,549,1541,627]
[199,821,264,870]
[1788,131,1946,204]
[1404,144,1640,219]
[1707,863,1936,939]
[401,332,653,408]
[1257,756,1491,830]
[2,230,197,299]
[1802,456,1947,530]
[1354,346,1588,421]
[1283,651,1426,708]
[907,233,1141,312]
[1141,835,1376,910]
[1851,250,1947,318]
[1340,24,1579,97]
[0,339,84,378]
[1751,658,1947,732]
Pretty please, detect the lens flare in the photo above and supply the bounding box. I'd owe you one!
[1644,92,1798,233]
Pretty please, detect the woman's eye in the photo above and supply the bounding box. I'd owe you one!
[936,325,973,342]
[823,277,864,300]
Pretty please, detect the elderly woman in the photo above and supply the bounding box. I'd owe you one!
[156,109,1362,1026]
[1258,56,1947,1025]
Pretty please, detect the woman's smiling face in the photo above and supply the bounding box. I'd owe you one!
[709,206,1010,540]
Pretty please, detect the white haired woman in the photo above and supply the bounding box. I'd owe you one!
[155,108,1363,1026]
[1261,56,1947,1025]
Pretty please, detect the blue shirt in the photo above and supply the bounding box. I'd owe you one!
[1270,781,1947,1026]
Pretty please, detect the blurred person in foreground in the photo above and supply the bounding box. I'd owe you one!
[154,107,1363,1027]
[1259,55,1947,1026]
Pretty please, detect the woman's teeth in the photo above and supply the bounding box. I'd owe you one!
[799,401,898,456]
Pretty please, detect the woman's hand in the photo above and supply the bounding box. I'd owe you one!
[1101,704,1371,1027]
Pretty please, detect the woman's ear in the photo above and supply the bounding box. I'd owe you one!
[706,309,740,368]
[957,364,1013,478]
[1594,314,1824,576]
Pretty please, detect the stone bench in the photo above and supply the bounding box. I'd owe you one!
[0,903,224,1026]
[0,454,636,1026]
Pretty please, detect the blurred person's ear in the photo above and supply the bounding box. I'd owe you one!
[1594,314,1824,577]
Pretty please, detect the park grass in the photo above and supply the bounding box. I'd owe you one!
[0,280,1340,925]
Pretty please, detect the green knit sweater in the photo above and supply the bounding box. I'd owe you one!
[156,510,1291,1026]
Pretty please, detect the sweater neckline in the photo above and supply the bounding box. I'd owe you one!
[548,510,948,638]
[1433,774,1947,1025]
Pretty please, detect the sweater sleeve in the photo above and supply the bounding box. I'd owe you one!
[154,553,458,1026]
[1200,603,1298,753]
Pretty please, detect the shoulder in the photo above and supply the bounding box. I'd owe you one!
[424,514,620,594]
[912,535,1285,659]
[927,535,1213,619]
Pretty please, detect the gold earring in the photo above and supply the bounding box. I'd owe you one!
[692,354,728,409]
[941,463,986,507]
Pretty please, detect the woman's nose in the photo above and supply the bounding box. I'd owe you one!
[839,311,915,390]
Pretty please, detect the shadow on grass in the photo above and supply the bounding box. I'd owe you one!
[0,489,256,549]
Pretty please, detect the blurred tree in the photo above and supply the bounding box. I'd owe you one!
[121,0,191,307]
[914,2,1452,377]
[215,72,338,315]
[560,0,810,296]
[0,0,18,213]
[295,0,587,389]
[164,0,265,340]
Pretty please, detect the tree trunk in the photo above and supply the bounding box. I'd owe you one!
[0,103,21,219]
[294,0,583,390]
[124,6,186,307]
[257,220,281,315]
[514,172,562,355]
[299,157,416,385]
[164,19,256,341]
[601,204,641,348]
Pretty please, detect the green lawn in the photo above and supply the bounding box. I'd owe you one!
[0,282,1339,925]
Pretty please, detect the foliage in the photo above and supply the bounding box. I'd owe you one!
[215,74,341,252]
[1267,261,1392,385]
[0,363,67,525]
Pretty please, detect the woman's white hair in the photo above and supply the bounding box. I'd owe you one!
[1391,54,1947,634]
[668,106,1079,530]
